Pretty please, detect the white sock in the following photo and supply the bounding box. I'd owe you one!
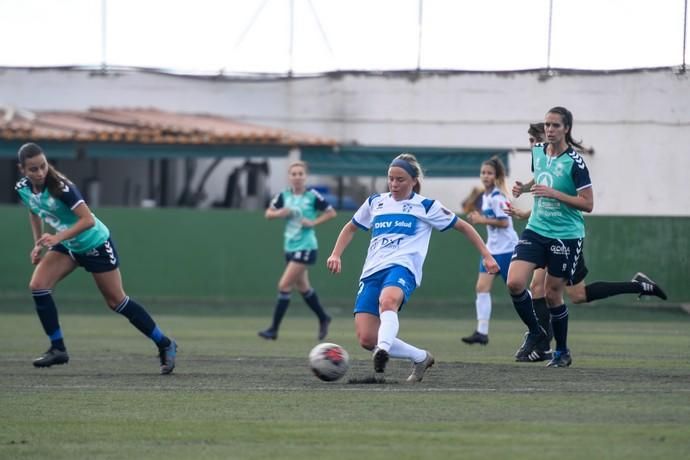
[476,292,491,335]
[377,310,399,352]
[389,338,427,363]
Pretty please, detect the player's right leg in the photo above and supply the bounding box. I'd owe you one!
[259,260,305,340]
[508,231,549,361]
[516,268,553,362]
[462,272,493,345]
[29,249,77,368]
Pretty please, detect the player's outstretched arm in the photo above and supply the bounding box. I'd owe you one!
[326,221,358,274]
[453,218,499,274]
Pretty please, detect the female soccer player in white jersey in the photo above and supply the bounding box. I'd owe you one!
[326,153,499,382]
[258,161,337,341]
[461,156,519,346]
[15,143,177,374]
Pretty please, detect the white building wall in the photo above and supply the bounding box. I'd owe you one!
[0,67,688,215]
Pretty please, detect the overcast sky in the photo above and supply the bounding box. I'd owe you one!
[0,0,687,74]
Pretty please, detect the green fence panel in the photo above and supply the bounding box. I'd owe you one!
[2,206,688,308]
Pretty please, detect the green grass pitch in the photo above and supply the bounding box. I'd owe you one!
[1,303,689,459]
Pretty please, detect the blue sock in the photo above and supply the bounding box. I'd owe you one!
[302,289,329,322]
[114,296,170,348]
[550,304,569,351]
[32,289,66,351]
[510,290,541,334]
[269,291,291,331]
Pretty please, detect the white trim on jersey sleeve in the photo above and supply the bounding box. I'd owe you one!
[69,200,85,211]
[424,200,458,231]
[352,198,373,230]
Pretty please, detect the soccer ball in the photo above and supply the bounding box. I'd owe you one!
[309,342,349,382]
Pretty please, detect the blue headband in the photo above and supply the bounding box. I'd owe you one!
[389,158,418,178]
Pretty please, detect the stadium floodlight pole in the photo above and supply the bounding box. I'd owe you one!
[546,0,553,71]
[288,0,295,77]
[100,0,107,73]
[416,0,424,72]
[683,0,687,73]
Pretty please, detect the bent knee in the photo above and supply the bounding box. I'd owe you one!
[506,279,525,295]
[358,333,377,351]
[29,279,53,291]
[105,295,128,311]
[569,291,587,304]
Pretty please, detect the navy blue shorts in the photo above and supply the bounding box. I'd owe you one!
[284,249,317,265]
[568,254,588,285]
[512,229,585,282]
[51,237,120,273]
[478,251,513,282]
[354,265,417,316]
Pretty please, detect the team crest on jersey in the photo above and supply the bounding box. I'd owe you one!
[402,203,413,213]
[552,162,565,177]
[536,172,553,187]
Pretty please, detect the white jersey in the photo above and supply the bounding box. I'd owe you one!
[352,192,458,287]
[481,187,518,254]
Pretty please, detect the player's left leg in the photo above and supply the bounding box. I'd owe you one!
[296,268,331,340]
[92,268,176,374]
[544,274,571,368]
[579,275,667,303]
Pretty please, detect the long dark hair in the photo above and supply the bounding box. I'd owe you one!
[481,156,509,197]
[17,142,70,197]
[547,106,584,151]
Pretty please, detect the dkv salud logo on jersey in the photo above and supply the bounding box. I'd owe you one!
[371,214,417,237]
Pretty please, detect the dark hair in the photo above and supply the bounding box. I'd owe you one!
[547,106,584,151]
[392,153,423,193]
[17,142,70,197]
[527,122,545,141]
[481,156,509,197]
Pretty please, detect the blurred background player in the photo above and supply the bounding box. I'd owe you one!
[259,161,336,341]
[326,153,499,382]
[461,156,519,346]
[507,123,667,362]
[15,142,177,374]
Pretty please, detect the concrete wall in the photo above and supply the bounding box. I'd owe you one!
[1,67,688,214]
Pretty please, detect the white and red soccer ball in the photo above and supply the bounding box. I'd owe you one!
[309,342,349,382]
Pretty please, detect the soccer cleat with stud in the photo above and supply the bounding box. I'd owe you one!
[258,328,278,340]
[406,352,435,383]
[159,339,177,375]
[546,350,572,368]
[318,317,331,341]
[632,272,667,300]
[33,348,69,368]
[461,330,489,345]
[372,347,389,373]
[514,327,548,362]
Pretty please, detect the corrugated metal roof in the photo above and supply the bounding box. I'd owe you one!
[0,106,335,146]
